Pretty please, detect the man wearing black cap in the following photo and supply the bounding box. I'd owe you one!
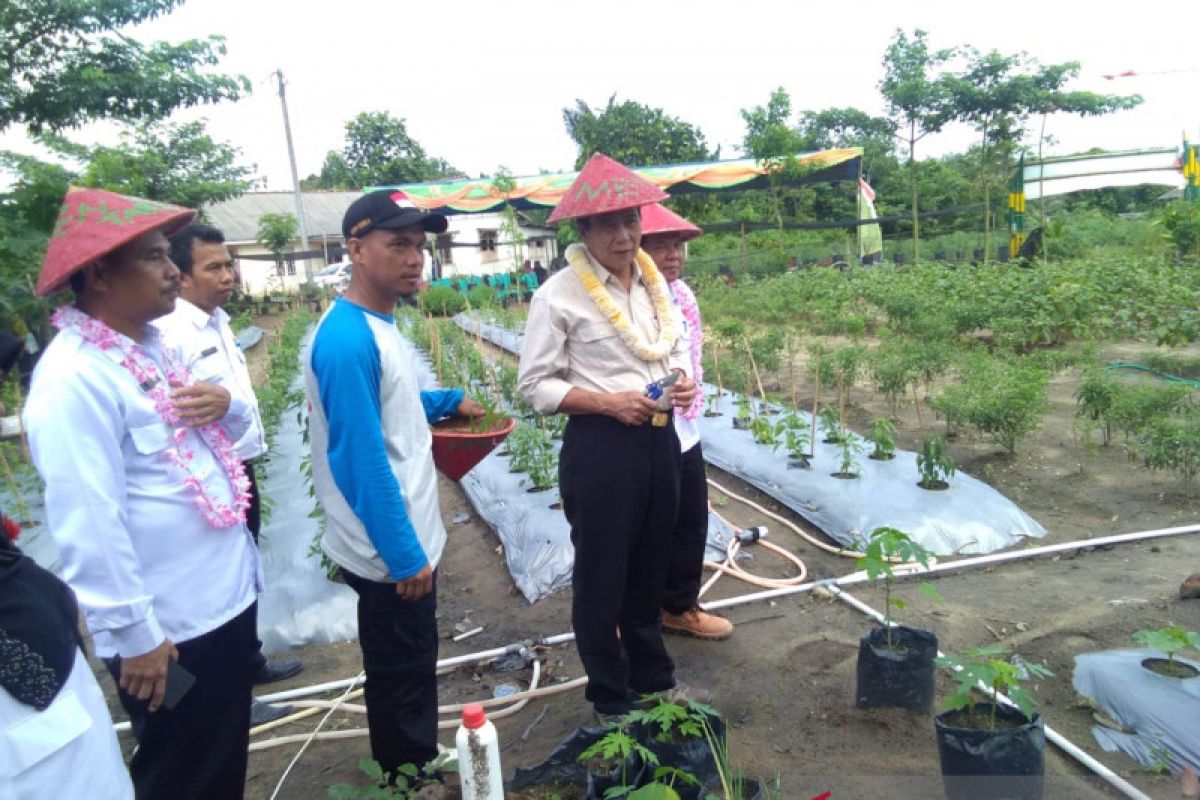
[303,190,483,779]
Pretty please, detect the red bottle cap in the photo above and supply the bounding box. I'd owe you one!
[462,703,487,729]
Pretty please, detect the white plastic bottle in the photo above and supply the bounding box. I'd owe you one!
[455,702,504,800]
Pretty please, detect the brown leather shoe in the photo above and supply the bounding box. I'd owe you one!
[662,605,733,640]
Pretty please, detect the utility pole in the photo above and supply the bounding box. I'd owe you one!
[274,69,313,281]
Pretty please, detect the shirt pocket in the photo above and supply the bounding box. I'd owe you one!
[128,419,171,455]
[0,688,93,775]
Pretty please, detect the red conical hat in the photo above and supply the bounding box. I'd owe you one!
[36,187,196,297]
[640,202,702,242]
[546,153,669,223]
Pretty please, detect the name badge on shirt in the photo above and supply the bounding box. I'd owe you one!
[200,346,219,358]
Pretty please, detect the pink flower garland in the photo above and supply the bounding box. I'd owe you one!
[671,280,704,420]
[51,306,251,529]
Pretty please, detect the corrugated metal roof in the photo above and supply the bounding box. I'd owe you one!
[203,191,361,244]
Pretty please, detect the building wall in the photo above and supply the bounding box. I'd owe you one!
[229,243,318,297]
[433,212,557,279]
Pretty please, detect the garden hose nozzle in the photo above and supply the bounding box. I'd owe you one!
[737,525,768,544]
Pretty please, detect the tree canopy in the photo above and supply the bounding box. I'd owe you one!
[0,0,249,133]
[563,96,712,169]
[303,112,461,190]
[43,121,259,210]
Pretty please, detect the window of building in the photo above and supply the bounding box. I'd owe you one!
[479,229,498,262]
[437,233,454,265]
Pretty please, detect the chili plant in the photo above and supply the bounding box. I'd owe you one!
[836,432,864,478]
[868,418,897,460]
[917,434,955,489]
[818,405,843,443]
[856,527,941,650]
[935,646,1053,729]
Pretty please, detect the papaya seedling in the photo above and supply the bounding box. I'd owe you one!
[857,526,940,650]
[1133,624,1200,676]
[935,646,1053,729]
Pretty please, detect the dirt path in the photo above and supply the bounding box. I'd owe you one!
[97,316,1199,799]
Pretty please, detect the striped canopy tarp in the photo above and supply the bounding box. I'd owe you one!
[369,150,862,216]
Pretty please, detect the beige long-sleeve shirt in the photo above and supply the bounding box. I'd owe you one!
[517,244,690,415]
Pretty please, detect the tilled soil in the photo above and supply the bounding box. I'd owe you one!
[96,319,1199,799]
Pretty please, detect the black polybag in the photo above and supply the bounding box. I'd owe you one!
[855,625,938,713]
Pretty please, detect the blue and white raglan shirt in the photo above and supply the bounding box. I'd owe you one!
[304,297,462,582]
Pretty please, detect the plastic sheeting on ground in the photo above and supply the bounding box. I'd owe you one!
[236,325,265,350]
[435,316,738,601]
[454,312,1046,557]
[1073,649,1200,774]
[254,339,358,651]
[694,391,1046,555]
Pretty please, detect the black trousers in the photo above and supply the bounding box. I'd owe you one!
[663,442,708,615]
[106,603,256,800]
[560,414,681,714]
[341,569,439,777]
[245,462,267,674]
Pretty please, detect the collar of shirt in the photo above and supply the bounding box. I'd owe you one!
[173,297,230,332]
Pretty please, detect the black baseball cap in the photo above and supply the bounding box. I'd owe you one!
[342,190,448,239]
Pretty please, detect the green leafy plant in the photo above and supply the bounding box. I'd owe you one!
[1132,625,1200,670]
[733,393,752,427]
[420,285,467,316]
[935,646,1053,729]
[835,432,864,478]
[328,757,429,798]
[578,725,659,799]
[628,697,718,745]
[868,417,898,460]
[916,433,955,489]
[779,411,811,465]
[856,526,941,650]
[749,414,779,448]
[818,405,843,443]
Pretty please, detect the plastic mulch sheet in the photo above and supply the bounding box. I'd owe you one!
[454,312,1046,557]
[1073,649,1200,775]
[694,391,1046,555]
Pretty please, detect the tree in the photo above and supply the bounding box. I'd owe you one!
[306,112,460,189]
[945,49,1141,259]
[879,29,957,261]
[0,0,249,134]
[47,120,258,211]
[796,107,902,230]
[256,212,298,285]
[740,88,809,236]
[563,96,711,169]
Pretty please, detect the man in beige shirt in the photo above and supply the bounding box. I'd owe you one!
[518,154,697,722]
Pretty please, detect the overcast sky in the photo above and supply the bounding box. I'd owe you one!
[4,0,1197,190]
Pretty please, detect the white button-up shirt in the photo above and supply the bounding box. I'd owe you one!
[24,321,261,658]
[154,299,266,462]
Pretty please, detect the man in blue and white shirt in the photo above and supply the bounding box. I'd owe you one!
[304,190,482,778]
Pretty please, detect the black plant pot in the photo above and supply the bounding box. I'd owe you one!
[855,625,937,713]
[934,704,1045,800]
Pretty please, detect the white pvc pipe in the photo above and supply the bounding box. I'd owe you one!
[117,522,1197,736]
[827,584,1153,800]
[703,522,1200,612]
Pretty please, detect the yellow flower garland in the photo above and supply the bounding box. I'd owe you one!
[567,242,678,362]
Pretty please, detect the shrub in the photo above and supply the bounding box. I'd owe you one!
[419,285,466,316]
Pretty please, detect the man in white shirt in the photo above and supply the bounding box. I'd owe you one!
[24,188,262,800]
[156,223,304,726]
